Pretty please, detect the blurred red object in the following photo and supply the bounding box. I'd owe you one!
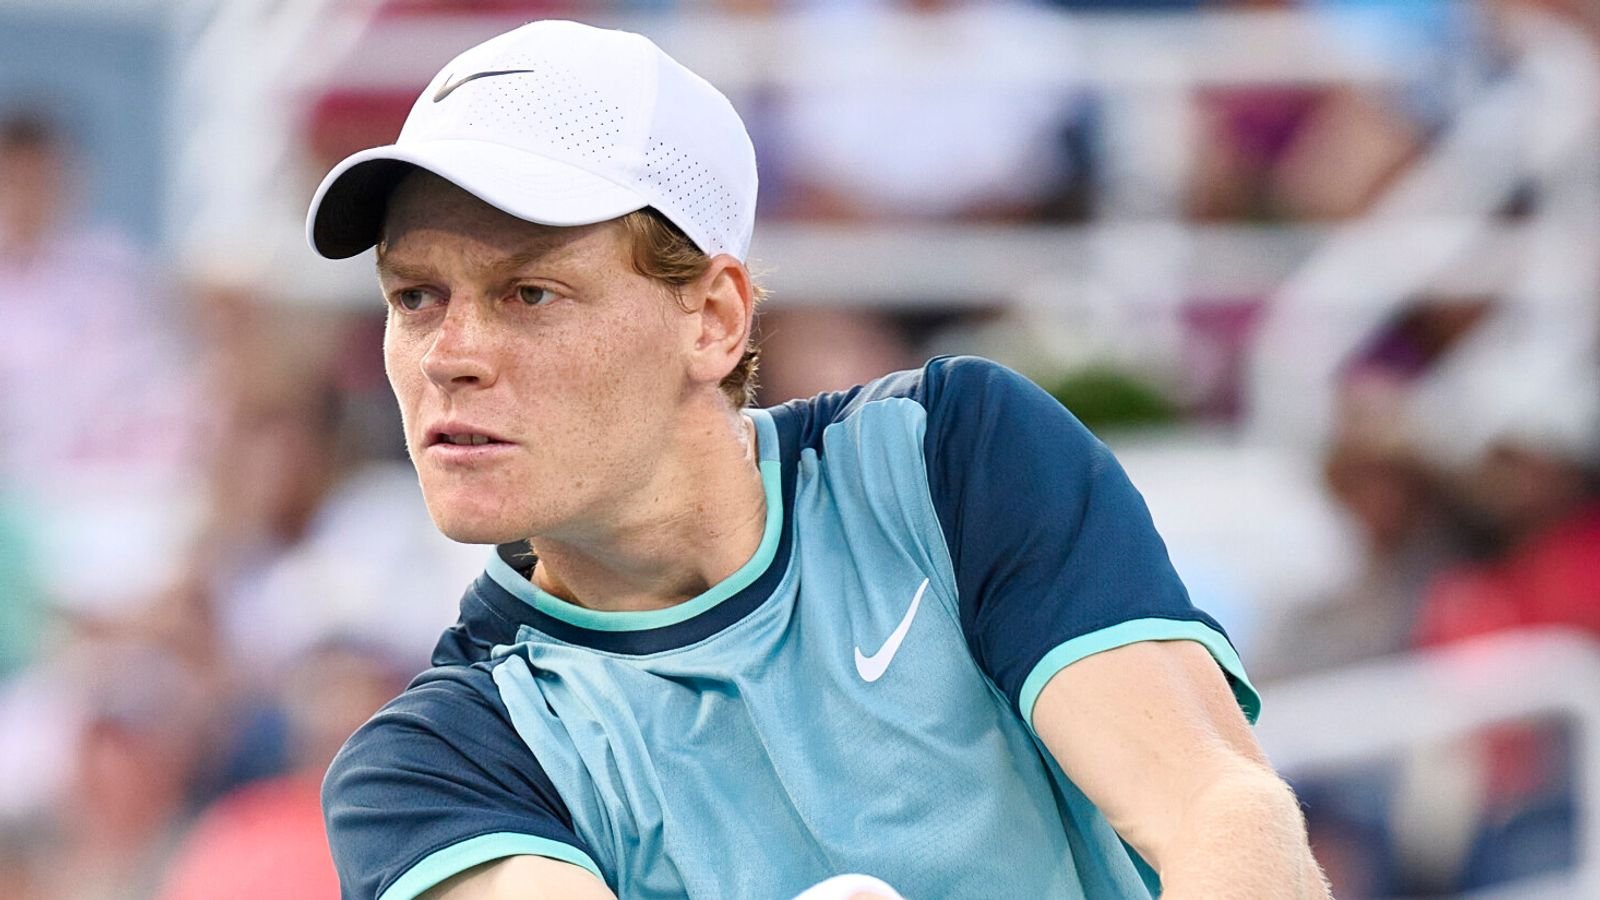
[303,90,416,172]
[158,775,339,900]
[1416,504,1600,646]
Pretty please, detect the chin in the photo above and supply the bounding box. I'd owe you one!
[432,517,524,546]
[422,493,531,546]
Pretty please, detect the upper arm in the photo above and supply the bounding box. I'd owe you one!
[910,359,1290,880]
[1031,639,1276,868]
[915,357,1259,721]
[422,855,616,900]
[325,666,603,900]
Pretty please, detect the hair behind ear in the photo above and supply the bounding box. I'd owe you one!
[622,208,764,407]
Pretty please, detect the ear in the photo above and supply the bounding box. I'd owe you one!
[682,255,754,393]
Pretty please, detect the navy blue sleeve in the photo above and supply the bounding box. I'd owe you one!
[323,664,598,900]
[918,357,1258,724]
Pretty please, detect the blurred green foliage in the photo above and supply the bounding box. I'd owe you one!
[1042,366,1180,436]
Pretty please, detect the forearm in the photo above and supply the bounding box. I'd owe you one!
[1032,640,1327,897]
[1154,763,1330,900]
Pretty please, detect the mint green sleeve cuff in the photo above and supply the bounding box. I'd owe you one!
[1017,617,1262,733]
[378,832,604,900]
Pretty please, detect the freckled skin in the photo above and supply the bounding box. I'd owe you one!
[379,173,696,547]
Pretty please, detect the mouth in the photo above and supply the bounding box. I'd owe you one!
[425,426,513,450]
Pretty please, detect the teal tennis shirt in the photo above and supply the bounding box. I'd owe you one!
[325,356,1260,900]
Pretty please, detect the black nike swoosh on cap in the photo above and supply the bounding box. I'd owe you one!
[432,69,541,103]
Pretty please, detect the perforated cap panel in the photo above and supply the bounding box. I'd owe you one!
[431,61,627,166]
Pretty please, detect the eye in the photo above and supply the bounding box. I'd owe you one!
[391,288,442,312]
[517,285,557,307]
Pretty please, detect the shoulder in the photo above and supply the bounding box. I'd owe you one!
[323,664,508,812]
[786,354,1100,492]
[765,355,1103,546]
[324,662,533,799]
[779,355,1037,417]
[323,662,585,900]
[773,355,1060,453]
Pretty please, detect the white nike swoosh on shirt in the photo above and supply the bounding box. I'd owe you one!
[854,578,930,683]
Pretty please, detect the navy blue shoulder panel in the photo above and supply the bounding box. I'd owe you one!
[433,582,521,667]
[773,367,930,457]
[915,356,1224,708]
[323,662,586,900]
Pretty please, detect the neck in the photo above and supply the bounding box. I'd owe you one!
[529,407,767,613]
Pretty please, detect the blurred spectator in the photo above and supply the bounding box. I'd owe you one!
[1366,340,1600,893]
[0,502,44,678]
[1414,345,1600,646]
[1253,366,1472,896]
[157,643,407,900]
[1488,0,1600,46]
[1187,0,1430,222]
[1045,0,1201,8]
[1253,370,1472,681]
[1416,446,1600,647]
[0,112,195,482]
[175,285,472,686]
[0,113,66,262]
[765,0,1087,222]
[1188,82,1422,222]
[757,307,919,403]
[203,455,482,682]
[0,820,44,900]
[65,297,473,899]
[0,110,201,621]
[13,639,218,900]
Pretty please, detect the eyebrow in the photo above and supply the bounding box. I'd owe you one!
[492,241,568,278]
[374,258,434,283]
[376,232,575,283]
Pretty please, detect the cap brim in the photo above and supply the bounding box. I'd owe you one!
[306,139,650,259]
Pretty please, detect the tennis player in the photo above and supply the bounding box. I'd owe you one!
[306,19,1329,900]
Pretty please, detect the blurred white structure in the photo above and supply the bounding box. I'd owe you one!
[1258,629,1600,899]
[166,1,1600,435]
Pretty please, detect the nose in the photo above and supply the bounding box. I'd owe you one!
[420,299,496,391]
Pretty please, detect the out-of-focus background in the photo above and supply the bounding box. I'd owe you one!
[1,0,1599,897]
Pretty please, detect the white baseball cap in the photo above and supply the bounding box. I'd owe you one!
[306,19,758,260]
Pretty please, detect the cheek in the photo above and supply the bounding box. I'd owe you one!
[573,306,684,413]
[383,322,425,428]
[515,307,683,480]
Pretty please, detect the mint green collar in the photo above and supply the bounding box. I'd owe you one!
[484,408,782,632]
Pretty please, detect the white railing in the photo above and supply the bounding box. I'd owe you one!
[167,3,1600,445]
[165,0,384,296]
[1256,628,1600,898]
[169,4,1439,305]
[1243,6,1600,451]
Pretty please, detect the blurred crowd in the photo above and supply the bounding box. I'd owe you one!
[2,1,1600,898]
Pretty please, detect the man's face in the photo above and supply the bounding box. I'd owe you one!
[0,142,66,244]
[378,172,692,545]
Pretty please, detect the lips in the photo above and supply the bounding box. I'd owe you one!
[425,423,512,448]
